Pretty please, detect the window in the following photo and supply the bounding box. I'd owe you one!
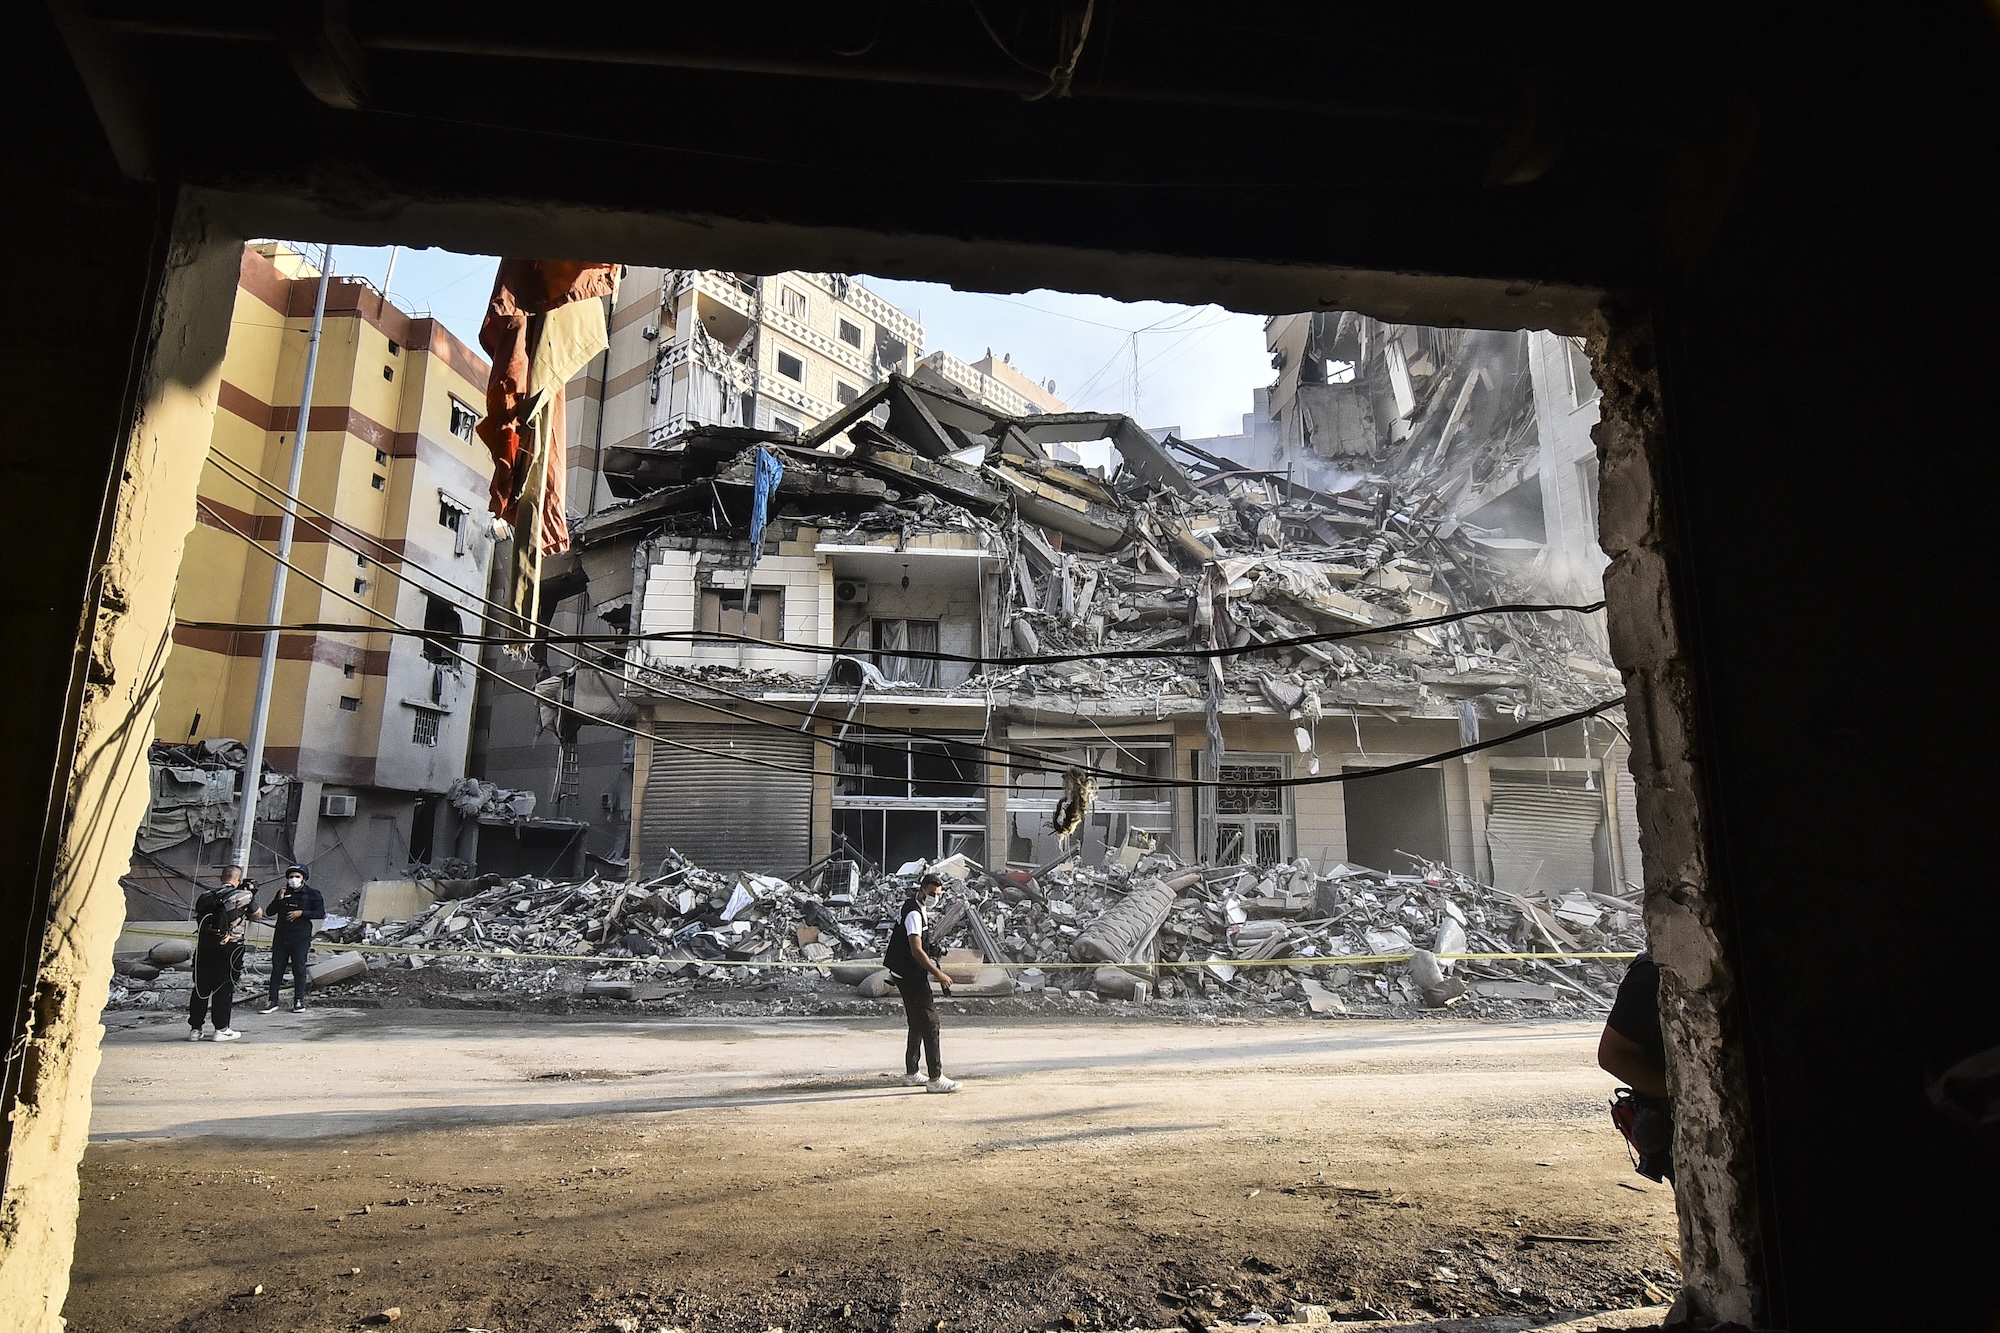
[834,738,987,871]
[1214,758,1291,867]
[699,586,783,641]
[374,448,387,463]
[338,696,361,712]
[838,318,863,349]
[438,494,470,555]
[411,709,440,746]
[775,349,804,382]
[352,577,369,595]
[449,398,479,442]
[773,415,800,437]
[421,595,463,665]
[835,381,859,406]
[1565,336,1599,408]
[779,286,808,319]
[870,618,939,686]
[387,339,400,356]
[356,552,366,566]
[382,365,394,381]
[370,473,386,491]
[342,662,356,679]
[1009,739,1174,867]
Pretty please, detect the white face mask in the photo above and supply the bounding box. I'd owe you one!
[286,876,304,889]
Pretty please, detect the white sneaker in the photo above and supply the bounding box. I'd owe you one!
[188,1027,204,1042]
[900,1072,929,1086]
[213,1028,242,1042]
[925,1076,960,1094]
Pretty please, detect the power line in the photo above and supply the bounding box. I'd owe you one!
[195,448,1617,789]
[191,496,1622,793]
[204,435,1605,675]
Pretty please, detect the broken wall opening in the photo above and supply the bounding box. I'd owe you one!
[26,210,1747,1331]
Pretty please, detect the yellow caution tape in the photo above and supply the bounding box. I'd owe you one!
[116,923,1634,973]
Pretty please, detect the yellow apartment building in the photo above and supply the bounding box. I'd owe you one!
[151,242,496,899]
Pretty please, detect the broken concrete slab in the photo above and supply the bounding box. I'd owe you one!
[307,952,368,987]
[1471,980,1560,1002]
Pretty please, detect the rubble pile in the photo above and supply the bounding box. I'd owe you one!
[104,844,1642,1020]
[579,366,1620,752]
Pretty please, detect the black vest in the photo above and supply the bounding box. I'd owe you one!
[885,896,934,977]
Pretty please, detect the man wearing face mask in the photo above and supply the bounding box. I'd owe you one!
[884,872,960,1093]
[258,864,325,1014]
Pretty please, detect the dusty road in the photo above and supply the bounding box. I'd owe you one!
[69,1007,1679,1332]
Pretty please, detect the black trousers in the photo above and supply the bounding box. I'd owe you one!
[895,973,941,1079]
[188,940,242,1030]
[269,934,312,1004]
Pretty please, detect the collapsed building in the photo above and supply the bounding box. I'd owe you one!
[486,318,1634,900]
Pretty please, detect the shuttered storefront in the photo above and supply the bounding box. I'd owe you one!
[641,724,814,876]
[1614,763,1644,893]
[1485,774,1604,896]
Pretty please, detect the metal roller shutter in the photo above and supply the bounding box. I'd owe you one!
[1485,775,1604,897]
[1614,759,1644,893]
[641,725,814,876]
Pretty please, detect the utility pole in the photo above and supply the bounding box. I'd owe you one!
[1130,332,1140,421]
[230,244,334,873]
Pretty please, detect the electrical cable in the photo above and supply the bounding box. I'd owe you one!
[194,450,1620,790]
[198,494,1624,794]
[199,447,1608,689]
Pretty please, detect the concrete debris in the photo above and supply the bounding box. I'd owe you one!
[106,840,1640,1021]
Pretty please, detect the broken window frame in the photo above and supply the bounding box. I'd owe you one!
[448,397,479,442]
[700,586,785,642]
[833,736,987,870]
[437,491,471,556]
[1009,738,1175,868]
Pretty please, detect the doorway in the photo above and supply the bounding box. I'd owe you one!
[1341,764,1448,874]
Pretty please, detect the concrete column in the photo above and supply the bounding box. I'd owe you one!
[292,779,324,870]
[0,202,239,1330]
[1595,313,1762,1325]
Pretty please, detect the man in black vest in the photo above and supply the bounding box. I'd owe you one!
[258,863,325,1014]
[885,872,959,1093]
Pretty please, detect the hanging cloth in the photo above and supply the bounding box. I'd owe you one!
[475,260,618,635]
[745,447,785,580]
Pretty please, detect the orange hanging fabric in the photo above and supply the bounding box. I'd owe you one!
[475,259,618,549]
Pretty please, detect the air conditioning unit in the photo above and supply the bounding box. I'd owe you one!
[834,579,870,605]
[640,323,661,341]
[320,794,358,818]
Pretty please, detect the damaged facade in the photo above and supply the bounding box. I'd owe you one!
[130,243,497,910]
[491,309,1634,902]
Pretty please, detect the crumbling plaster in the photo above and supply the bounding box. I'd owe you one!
[1593,314,1761,1327]
[0,203,240,1330]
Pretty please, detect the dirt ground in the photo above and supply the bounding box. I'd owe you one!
[68,1007,1679,1333]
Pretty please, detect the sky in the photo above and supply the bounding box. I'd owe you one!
[313,246,1273,440]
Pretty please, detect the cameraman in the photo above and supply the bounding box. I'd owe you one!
[258,864,324,1013]
[188,866,256,1042]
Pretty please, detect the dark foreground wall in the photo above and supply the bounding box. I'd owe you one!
[1654,8,2000,1324]
[4,3,1997,1328]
